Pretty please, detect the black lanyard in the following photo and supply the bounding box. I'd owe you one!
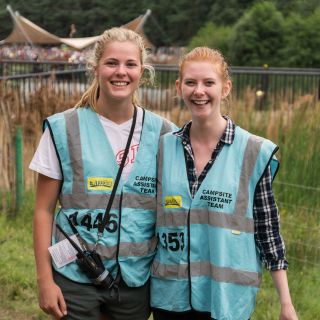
[96,106,137,241]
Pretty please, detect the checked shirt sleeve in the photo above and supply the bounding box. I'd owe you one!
[253,165,289,271]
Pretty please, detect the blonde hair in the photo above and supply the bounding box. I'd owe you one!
[179,47,231,84]
[75,27,154,109]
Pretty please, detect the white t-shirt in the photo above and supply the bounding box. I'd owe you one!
[29,107,144,182]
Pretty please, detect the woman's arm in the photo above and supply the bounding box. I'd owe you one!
[254,166,298,319]
[271,270,298,320]
[33,173,67,319]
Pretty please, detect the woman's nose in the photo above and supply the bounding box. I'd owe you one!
[115,64,126,75]
[193,84,205,95]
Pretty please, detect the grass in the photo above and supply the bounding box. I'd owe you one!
[0,193,47,320]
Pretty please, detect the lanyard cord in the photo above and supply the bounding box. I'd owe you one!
[96,106,137,240]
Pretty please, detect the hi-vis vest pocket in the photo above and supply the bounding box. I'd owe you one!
[165,196,182,208]
[87,177,114,190]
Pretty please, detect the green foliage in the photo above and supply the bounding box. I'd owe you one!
[144,0,213,46]
[207,0,256,25]
[188,22,232,55]
[271,0,300,16]
[281,9,320,67]
[228,1,285,66]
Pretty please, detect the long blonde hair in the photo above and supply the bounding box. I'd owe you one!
[75,27,154,109]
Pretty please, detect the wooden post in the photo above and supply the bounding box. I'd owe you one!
[15,125,24,211]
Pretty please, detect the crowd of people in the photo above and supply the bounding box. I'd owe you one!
[0,44,88,64]
[0,43,184,65]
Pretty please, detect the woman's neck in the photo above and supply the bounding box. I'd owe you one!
[190,114,227,145]
[95,98,135,124]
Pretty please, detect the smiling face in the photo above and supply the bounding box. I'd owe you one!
[176,60,231,121]
[95,40,144,106]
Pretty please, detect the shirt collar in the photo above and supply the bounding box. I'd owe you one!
[174,116,236,145]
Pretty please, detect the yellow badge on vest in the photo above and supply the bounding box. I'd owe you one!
[87,177,114,190]
[165,196,182,208]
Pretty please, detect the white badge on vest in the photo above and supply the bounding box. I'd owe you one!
[48,235,81,268]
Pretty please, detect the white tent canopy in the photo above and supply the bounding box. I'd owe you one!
[0,8,152,50]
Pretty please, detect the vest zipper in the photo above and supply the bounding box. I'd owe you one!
[187,208,193,309]
[115,192,123,279]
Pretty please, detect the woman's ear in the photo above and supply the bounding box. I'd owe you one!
[222,80,232,99]
[140,65,145,77]
[175,79,182,96]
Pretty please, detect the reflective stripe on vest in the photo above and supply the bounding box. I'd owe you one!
[61,192,156,210]
[152,260,261,288]
[54,224,157,259]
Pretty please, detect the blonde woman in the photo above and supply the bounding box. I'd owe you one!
[30,27,175,320]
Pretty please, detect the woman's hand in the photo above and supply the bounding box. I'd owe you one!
[38,279,67,319]
[279,302,298,320]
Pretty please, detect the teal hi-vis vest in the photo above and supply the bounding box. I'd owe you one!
[151,126,279,320]
[45,107,175,287]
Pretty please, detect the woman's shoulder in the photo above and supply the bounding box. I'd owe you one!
[46,107,77,121]
[141,108,179,133]
[235,125,278,153]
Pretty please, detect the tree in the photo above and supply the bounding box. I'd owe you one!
[188,22,232,57]
[281,9,320,67]
[207,0,256,26]
[228,2,285,66]
[143,0,213,46]
[271,0,300,16]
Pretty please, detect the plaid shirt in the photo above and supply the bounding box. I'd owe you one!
[174,118,288,271]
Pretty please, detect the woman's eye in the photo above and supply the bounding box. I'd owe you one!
[205,81,215,86]
[127,62,138,67]
[185,81,195,86]
[106,61,117,66]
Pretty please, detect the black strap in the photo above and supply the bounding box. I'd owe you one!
[97,106,137,235]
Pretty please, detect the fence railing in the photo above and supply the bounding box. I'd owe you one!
[1,60,320,109]
[0,59,82,75]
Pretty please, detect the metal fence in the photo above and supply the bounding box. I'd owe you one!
[1,60,320,109]
[0,59,82,75]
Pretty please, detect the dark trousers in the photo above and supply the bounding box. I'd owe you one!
[153,309,212,320]
[153,309,250,320]
[53,270,150,320]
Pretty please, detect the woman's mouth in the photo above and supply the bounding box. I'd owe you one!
[191,99,210,105]
[111,81,129,87]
